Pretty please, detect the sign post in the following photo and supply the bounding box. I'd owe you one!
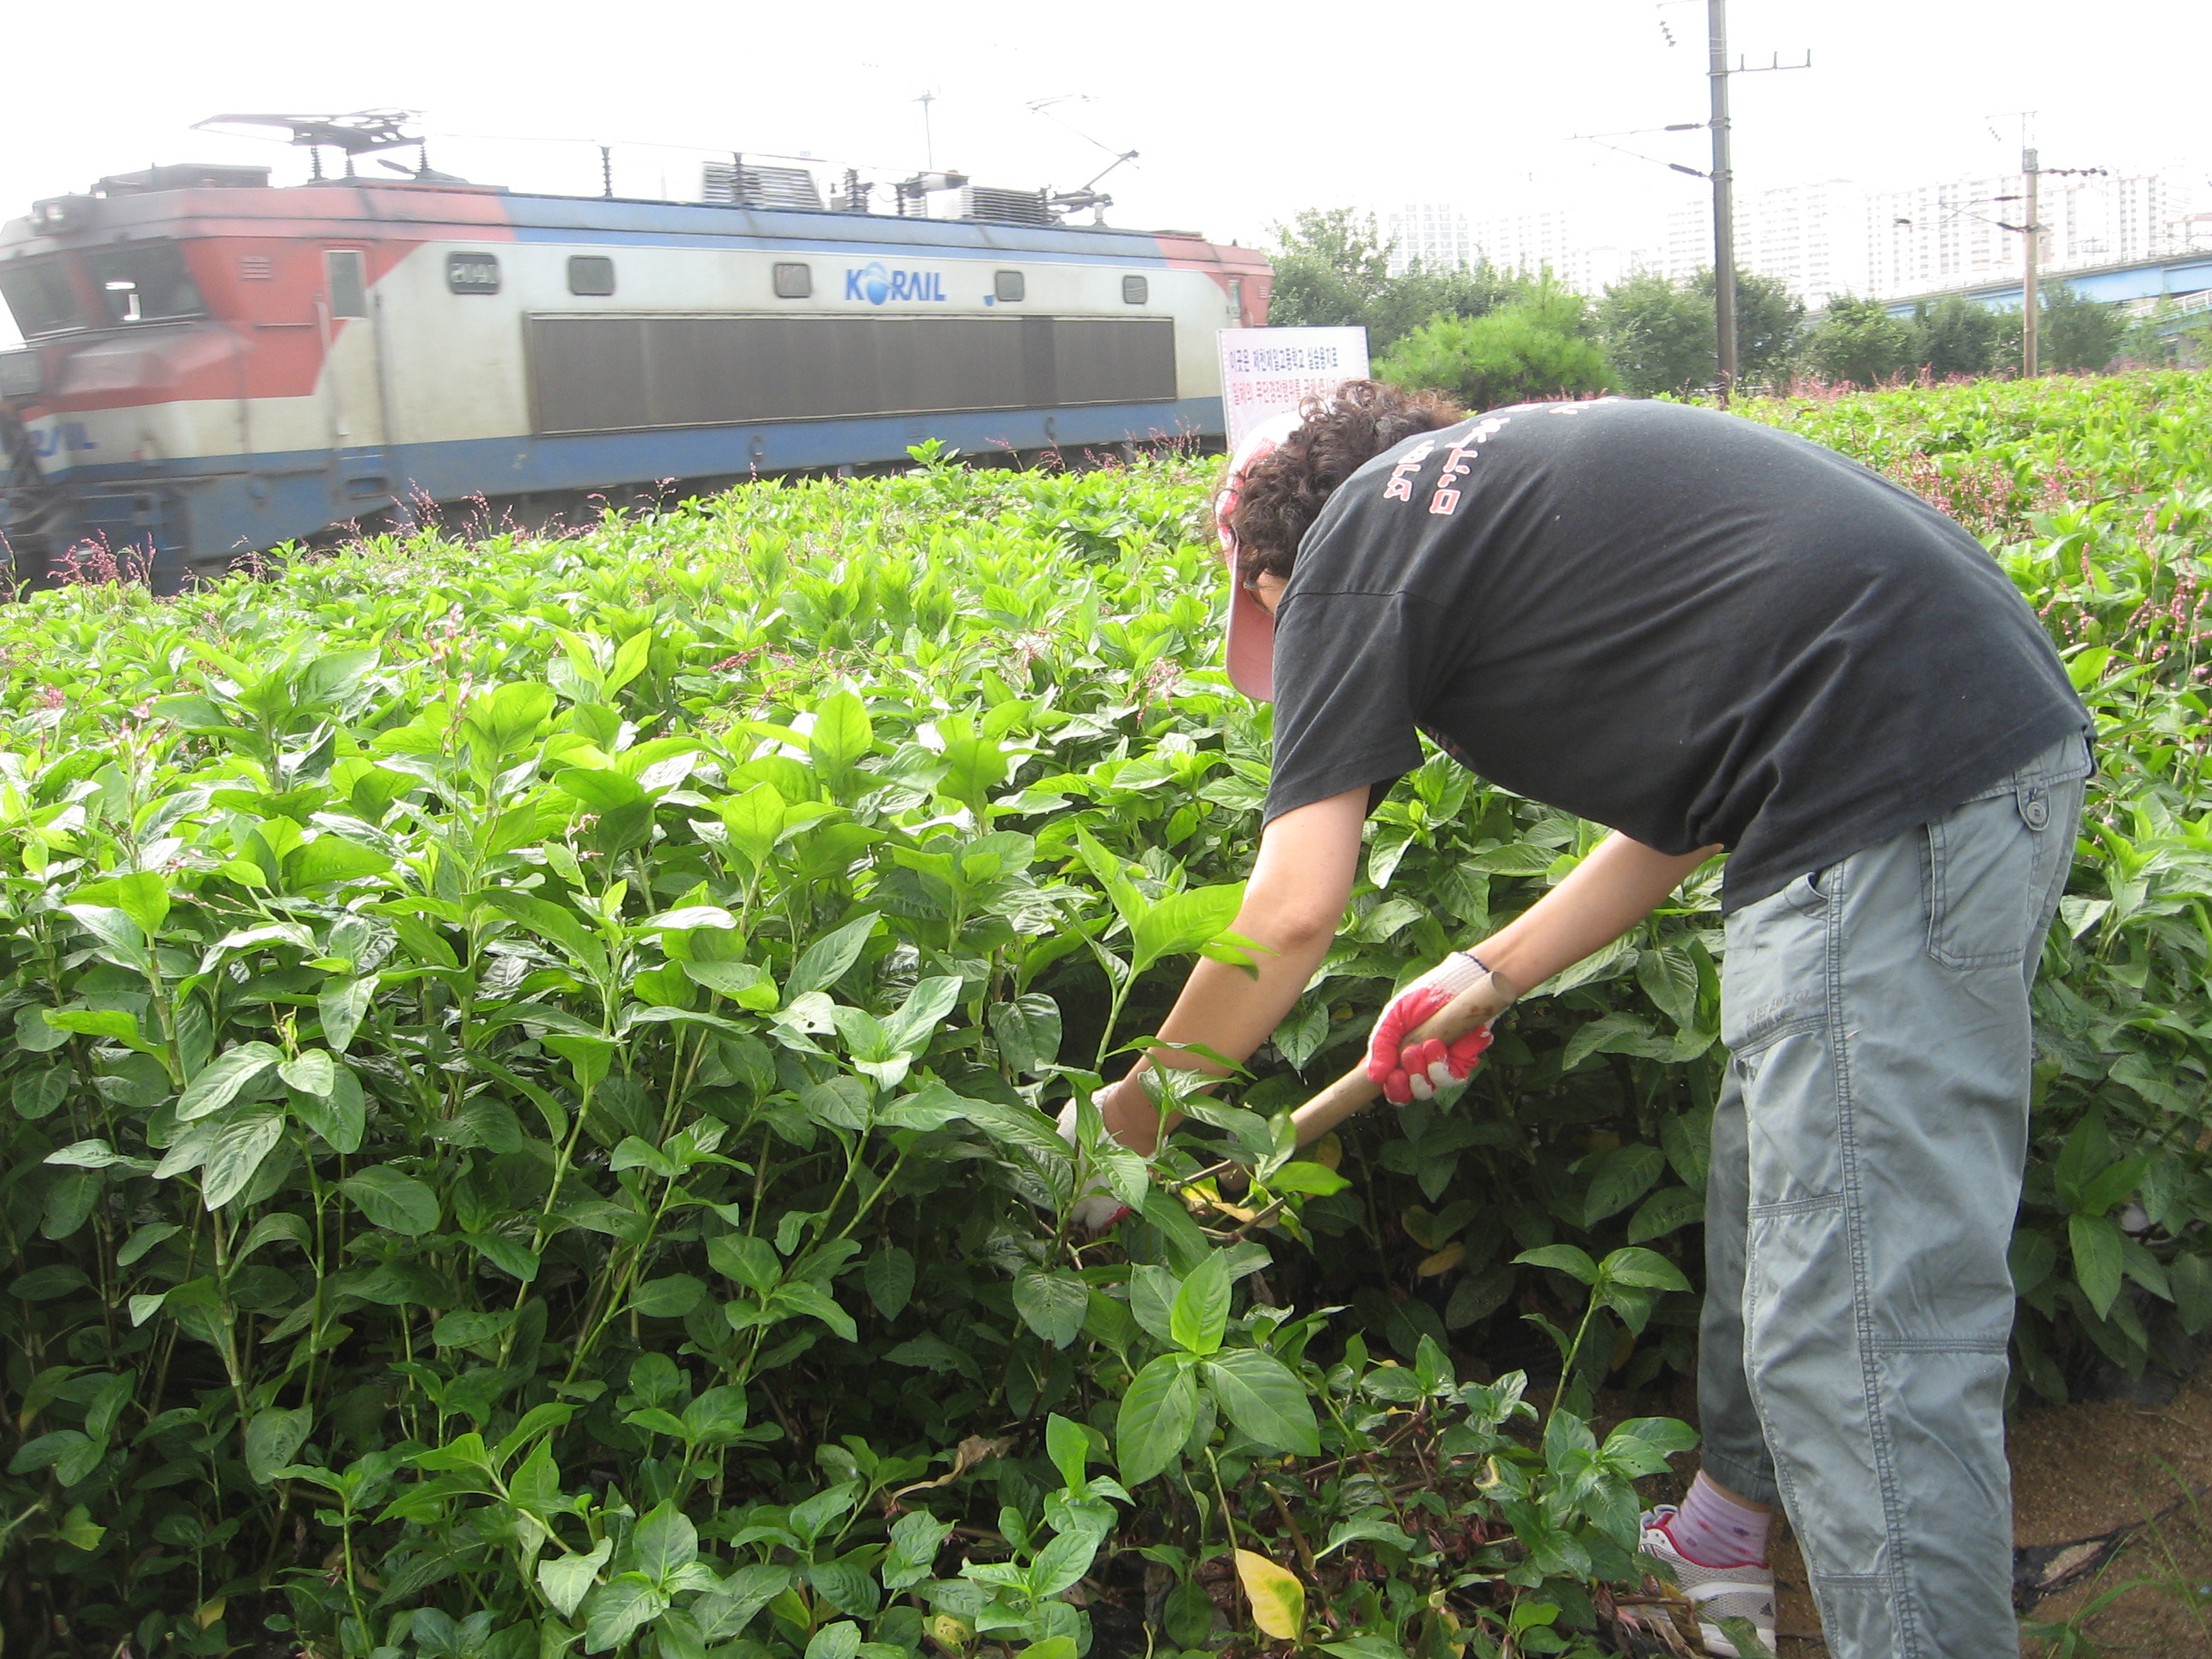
[1216,327,1371,450]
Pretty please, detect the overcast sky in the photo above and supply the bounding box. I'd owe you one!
[6,0,2209,346]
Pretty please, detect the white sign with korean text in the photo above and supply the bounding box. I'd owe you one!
[1216,326,1371,450]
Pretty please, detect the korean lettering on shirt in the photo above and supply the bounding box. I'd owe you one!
[1427,416,1511,516]
[1381,440,1436,503]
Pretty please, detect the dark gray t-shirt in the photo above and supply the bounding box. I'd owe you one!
[1261,398,2088,911]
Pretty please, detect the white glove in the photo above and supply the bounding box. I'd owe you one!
[1057,1100,1135,1233]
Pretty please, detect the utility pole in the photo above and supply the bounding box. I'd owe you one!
[916,90,938,172]
[1708,0,1738,402]
[2021,145,2041,377]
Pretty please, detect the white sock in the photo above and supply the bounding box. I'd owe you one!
[1665,1472,1773,1569]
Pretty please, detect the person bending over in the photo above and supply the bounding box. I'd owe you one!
[1090,381,2089,1659]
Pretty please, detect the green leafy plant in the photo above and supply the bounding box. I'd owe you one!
[5,373,2212,1657]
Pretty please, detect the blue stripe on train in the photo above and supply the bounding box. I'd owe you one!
[498,195,1184,262]
[38,398,1224,575]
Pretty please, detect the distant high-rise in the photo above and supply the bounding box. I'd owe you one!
[1381,201,1645,295]
[1381,203,1475,275]
[1373,164,2208,310]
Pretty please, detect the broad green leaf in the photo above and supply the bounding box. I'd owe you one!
[1202,1348,1320,1455]
[317,975,379,1054]
[864,1246,915,1318]
[277,1048,335,1097]
[694,1564,793,1640]
[1115,1353,1201,1485]
[479,889,609,980]
[987,992,1062,1074]
[1598,1246,1692,1293]
[538,1538,613,1618]
[776,1281,858,1343]
[630,1501,698,1583]
[786,912,877,997]
[809,691,874,789]
[1028,1528,1101,1597]
[1636,946,1700,1027]
[465,1231,540,1283]
[1045,1412,1091,1493]
[683,959,780,1010]
[244,1406,312,1484]
[177,1043,283,1122]
[882,975,963,1054]
[2069,1213,2125,1319]
[1582,1144,1666,1227]
[1513,1243,1599,1285]
[606,627,654,694]
[341,1167,440,1236]
[584,1573,669,1651]
[1012,1268,1089,1348]
[71,870,171,938]
[291,837,393,888]
[1169,1251,1231,1356]
[431,1307,519,1347]
[1627,1185,1705,1243]
[291,1061,365,1154]
[631,1274,707,1318]
[1233,1549,1306,1640]
[199,1110,286,1209]
[1129,883,1245,974]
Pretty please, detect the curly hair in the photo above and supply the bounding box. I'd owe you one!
[1226,380,1466,581]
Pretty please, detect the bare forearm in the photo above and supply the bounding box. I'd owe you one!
[1097,789,1366,1152]
[1471,831,1718,991]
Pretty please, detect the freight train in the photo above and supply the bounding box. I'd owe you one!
[0,116,1272,588]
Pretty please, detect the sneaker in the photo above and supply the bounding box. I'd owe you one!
[1639,1506,1778,1658]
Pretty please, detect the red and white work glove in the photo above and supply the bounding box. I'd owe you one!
[1365,951,1497,1105]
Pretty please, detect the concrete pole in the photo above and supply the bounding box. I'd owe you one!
[2023,147,2041,377]
[1709,0,1738,402]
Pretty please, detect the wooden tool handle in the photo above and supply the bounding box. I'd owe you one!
[1287,970,1518,1149]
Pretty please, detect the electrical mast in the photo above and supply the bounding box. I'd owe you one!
[1708,0,1738,400]
[2022,146,2041,376]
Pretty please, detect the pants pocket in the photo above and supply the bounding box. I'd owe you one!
[1921,789,2038,969]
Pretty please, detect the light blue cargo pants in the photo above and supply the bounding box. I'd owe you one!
[1699,733,2089,1658]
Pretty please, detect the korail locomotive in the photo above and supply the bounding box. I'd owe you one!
[0,114,1272,588]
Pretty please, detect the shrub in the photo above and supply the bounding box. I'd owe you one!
[1802,295,1919,388]
[1375,288,1613,410]
[1597,268,1803,397]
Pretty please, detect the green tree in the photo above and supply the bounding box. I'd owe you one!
[1913,293,2001,380]
[1804,296,1918,387]
[2037,284,2127,374]
[1266,207,1394,332]
[1366,261,1527,354]
[1376,287,1613,410]
[1596,268,1804,397]
[1268,207,1530,354]
[1597,271,1711,397]
[1720,268,1807,389]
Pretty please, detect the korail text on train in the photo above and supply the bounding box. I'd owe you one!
[0,112,1273,589]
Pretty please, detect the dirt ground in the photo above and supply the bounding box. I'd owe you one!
[1757,1364,2212,1656]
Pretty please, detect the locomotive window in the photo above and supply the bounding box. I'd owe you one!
[446,252,501,294]
[993,270,1025,303]
[325,250,369,318]
[1121,274,1149,305]
[0,259,86,337]
[568,255,616,297]
[86,244,205,325]
[772,263,812,300]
